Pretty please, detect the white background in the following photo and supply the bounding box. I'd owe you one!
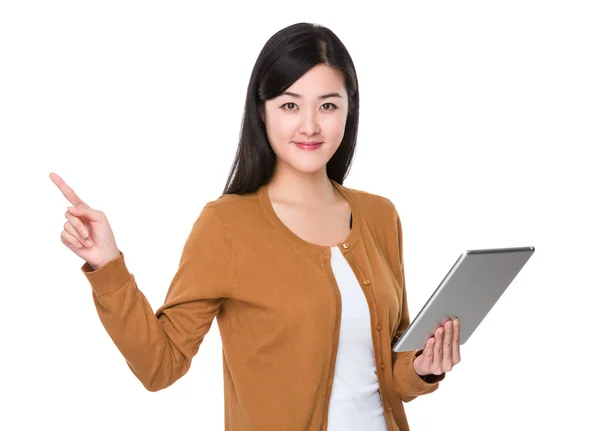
[1,1,598,430]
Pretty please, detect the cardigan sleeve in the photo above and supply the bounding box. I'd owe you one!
[390,205,446,403]
[80,204,236,392]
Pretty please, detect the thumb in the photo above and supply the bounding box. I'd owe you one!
[67,206,103,222]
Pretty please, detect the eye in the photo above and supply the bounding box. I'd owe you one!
[281,102,298,111]
[321,103,337,111]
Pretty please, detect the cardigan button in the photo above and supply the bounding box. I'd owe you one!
[380,362,385,370]
[363,279,371,285]
[386,404,392,412]
[377,323,382,331]
[342,243,349,249]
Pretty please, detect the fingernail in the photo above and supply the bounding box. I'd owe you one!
[86,240,93,247]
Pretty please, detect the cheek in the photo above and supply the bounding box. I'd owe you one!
[321,114,346,149]
[266,114,297,142]
[322,114,347,138]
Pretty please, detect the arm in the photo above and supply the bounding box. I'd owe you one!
[390,206,445,403]
[80,205,236,392]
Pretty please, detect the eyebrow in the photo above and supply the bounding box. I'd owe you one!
[280,91,343,100]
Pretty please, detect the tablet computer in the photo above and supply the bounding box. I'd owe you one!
[392,246,535,352]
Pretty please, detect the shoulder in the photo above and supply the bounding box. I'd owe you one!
[204,192,246,209]
[193,190,261,237]
[343,184,399,227]
[344,184,403,256]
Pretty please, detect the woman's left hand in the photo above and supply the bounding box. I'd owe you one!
[413,317,461,376]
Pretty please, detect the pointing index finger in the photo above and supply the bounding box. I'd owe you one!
[49,172,89,209]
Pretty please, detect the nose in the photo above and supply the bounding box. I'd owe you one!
[298,110,320,136]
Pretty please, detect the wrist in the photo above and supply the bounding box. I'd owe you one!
[89,251,121,271]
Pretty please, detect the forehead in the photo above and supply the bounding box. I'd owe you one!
[282,64,346,97]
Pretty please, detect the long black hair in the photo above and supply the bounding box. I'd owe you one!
[222,22,360,195]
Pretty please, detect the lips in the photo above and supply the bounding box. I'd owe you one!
[294,141,323,150]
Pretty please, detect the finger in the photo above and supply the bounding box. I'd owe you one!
[61,229,83,249]
[452,318,461,365]
[423,336,435,363]
[432,326,444,374]
[64,220,92,247]
[415,337,435,375]
[50,172,89,209]
[67,206,103,223]
[64,209,91,241]
[442,319,453,372]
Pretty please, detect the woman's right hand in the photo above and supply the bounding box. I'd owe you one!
[50,172,121,271]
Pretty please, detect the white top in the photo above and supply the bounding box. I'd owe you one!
[327,246,387,430]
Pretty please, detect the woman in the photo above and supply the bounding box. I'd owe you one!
[51,22,460,431]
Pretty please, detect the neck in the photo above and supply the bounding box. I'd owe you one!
[267,167,336,207]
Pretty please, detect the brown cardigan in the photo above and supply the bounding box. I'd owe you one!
[81,179,445,430]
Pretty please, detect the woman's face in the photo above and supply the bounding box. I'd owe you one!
[262,64,349,176]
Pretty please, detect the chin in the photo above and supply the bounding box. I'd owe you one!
[274,145,338,173]
[286,159,329,174]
